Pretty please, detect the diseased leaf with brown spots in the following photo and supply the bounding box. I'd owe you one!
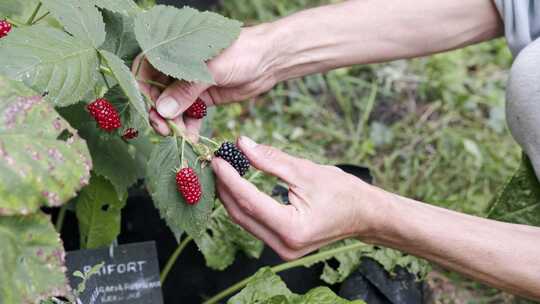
[0,212,71,304]
[0,95,91,215]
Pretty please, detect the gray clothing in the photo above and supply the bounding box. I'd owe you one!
[494,0,540,56]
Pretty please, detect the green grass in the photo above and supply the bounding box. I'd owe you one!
[216,0,522,302]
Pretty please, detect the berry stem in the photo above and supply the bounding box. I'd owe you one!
[55,204,67,233]
[6,18,22,28]
[202,242,366,304]
[160,235,194,284]
[26,2,42,25]
[136,77,167,89]
[31,11,50,24]
[198,135,219,147]
[180,137,186,167]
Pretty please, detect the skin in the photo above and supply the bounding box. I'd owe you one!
[134,0,540,299]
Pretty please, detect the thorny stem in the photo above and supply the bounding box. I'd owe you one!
[31,12,50,25]
[26,2,42,25]
[160,235,194,284]
[202,242,366,304]
[55,205,68,233]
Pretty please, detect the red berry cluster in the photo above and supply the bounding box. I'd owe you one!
[176,168,202,205]
[122,128,139,140]
[0,20,12,39]
[87,98,122,132]
[185,99,207,119]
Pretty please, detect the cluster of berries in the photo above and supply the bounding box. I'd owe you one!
[176,142,250,205]
[87,98,140,141]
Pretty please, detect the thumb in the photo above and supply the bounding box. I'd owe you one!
[237,136,310,183]
[156,80,211,119]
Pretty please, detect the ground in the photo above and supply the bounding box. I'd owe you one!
[214,0,525,302]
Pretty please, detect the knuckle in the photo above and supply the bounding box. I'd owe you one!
[281,230,308,250]
[277,249,300,262]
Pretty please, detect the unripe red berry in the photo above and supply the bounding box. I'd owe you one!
[175,167,202,205]
[185,99,207,119]
[0,20,12,39]
[87,98,122,132]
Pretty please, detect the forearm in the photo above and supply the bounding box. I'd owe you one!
[365,189,540,299]
[257,0,502,81]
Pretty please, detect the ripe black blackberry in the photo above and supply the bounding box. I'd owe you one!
[215,142,250,176]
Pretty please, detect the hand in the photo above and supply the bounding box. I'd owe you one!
[131,25,279,138]
[211,136,384,260]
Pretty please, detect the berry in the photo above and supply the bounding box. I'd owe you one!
[0,20,12,39]
[87,98,122,132]
[214,142,250,176]
[122,128,139,140]
[176,168,202,205]
[185,99,207,119]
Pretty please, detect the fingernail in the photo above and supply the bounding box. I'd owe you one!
[157,97,180,118]
[240,136,257,149]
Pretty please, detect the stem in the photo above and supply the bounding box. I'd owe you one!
[137,78,167,89]
[199,135,219,147]
[135,55,145,78]
[202,242,366,304]
[55,205,68,232]
[98,59,112,91]
[160,235,193,284]
[26,2,42,25]
[180,137,186,166]
[6,18,23,27]
[100,65,113,76]
[31,12,50,24]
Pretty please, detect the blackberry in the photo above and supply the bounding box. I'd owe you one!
[215,142,250,176]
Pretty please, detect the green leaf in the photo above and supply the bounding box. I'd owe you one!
[229,268,363,304]
[101,10,140,61]
[134,5,242,83]
[0,95,91,215]
[0,212,70,304]
[146,137,215,240]
[196,205,263,270]
[92,0,141,16]
[487,154,540,226]
[0,0,21,19]
[100,50,149,128]
[41,0,106,48]
[58,102,139,199]
[0,25,100,106]
[76,174,127,249]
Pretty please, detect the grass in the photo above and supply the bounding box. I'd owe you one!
[215,0,523,302]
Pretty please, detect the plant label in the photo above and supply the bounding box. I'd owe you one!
[65,241,164,304]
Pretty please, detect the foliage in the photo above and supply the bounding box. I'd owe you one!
[229,267,364,304]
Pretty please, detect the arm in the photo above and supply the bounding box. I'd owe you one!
[213,137,540,300]
[135,0,502,136]
[262,0,503,81]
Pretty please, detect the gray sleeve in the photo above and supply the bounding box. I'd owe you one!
[494,0,540,56]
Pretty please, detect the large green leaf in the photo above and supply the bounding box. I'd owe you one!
[146,136,215,240]
[196,205,263,270]
[99,50,148,128]
[0,95,91,215]
[41,0,106,48]
[101,10,140,61]
[229,268,363,304]
[0,0,21,19]
[487,154,540,226]
[134,5,242,83]
[76,174,127,249]
[92,0,141,16]
[0,25,100,106]
[0,212,70,304]
[58,102,139,200]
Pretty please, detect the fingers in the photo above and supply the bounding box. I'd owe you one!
[149,108,170,136]
[236,136,312,184]
[132,54,170,102]
[155,80,212,119]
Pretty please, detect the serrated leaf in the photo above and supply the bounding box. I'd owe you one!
[76,174,127,249]
[134,5,242,83]
[146,136,215,240]
[229,268,363,304]
[196,205,263,270]
[58,102,139,199]
[0,212,70,304]
[0,25,100,106]
[0,95,91,215]
[488,154,540,226]
[92,0,141,16]
[41,0,106,48]
[101,10,140,61]
[100,50,149,128]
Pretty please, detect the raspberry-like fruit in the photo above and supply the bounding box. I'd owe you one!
[0,20,12,39]
[87,98,122,132]
[122,128,139,140]
[176,167,202,205]
[185,99,207,119]
[214,142,250,176]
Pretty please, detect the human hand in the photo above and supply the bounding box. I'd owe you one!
[212,137,386,260]
[132,25,279,138]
